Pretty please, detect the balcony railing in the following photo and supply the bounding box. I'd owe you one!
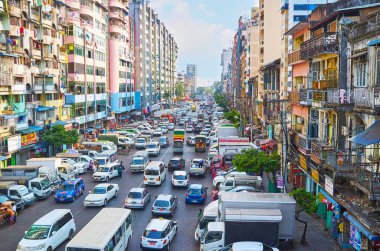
[300,32,339,60]
[353,87,380,109]
[288,49,301,65]
[326,89,354,106]
[290,91,300,105]
[351,15,380,39]
[299,89,312,106]
[312,91,328,108]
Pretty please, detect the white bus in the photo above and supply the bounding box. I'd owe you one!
[65,208,133,251]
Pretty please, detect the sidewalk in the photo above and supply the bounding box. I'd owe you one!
[261,173,338,251]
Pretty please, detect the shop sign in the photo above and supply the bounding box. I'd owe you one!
[311,169,319,183]
[277,176,284,189]
[325,175,334,196]
[7,135,21,153]
[374,241,380,247]
[299,155,307,171]
[21,132,37,147]
[350,224,362,251]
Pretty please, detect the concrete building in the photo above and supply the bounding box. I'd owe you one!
[130,0,178,113]
[186,64,197,94]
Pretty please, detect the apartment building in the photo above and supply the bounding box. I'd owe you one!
[130,0,178,114]
[187,64,197,95]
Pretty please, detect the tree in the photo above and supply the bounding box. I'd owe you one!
[174,82,185,98]
[232,148,281,184]
[163,91,170,99]
[42,124,79,153]
[214,93,228,111]
[223,109,240,125]
[213,81,224,94]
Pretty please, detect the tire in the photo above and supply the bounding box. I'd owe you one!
[106,177,109,182]
[165,242,170,251]
[104,199,107,206]
[47,247,53,251]
[114,190,118,198]
[68,229,74,239]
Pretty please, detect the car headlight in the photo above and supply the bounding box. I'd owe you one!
[36,243,46,250]
[66,195,72,198]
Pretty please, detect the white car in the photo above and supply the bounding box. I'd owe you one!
[189,159,206,177]
[161,125,169,134]
[141,129,153,137]
[79,155,94,171]
[84,183,119,207]
[168,123,175,130]
[153,128,163,137]
[185,124,193,132]
[146,142,161,156]
[171,170,189,188]
[141,218,178,250]
[93,163,120,181]
[212,171,247,187]
[120,137,135,146]
[61,158,85,174]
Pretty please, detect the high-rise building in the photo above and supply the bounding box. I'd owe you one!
[186,64,197,94]
[130,0,178,113]
[221,47,232,93]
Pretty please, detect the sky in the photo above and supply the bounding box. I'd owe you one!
[149,0,258,87]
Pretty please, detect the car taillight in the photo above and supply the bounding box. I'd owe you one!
[202,194,206,198]
[163,239,167,244]
[186,193,189,197]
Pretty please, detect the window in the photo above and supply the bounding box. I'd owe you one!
[293,4,319,11]
[293,15,307,22]
[87,50,92,59]
[205,231,223,244]
[114,226,123,245]
[86,65,94,75]
[354,55,367,87]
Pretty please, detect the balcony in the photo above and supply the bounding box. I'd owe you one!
[11,83,26,93]
[34,84,43,93]
[351,15,380,40]
[66,0,80,10]
[80,4,94,17]
[42,14,52,27]
[353,87,380,110]
[310,140,335,166]
[109,22,123,34]
[109,0,124,9]
[312,91,327,108]
[326,89,354,108]
[300,32,339,60]
[299,89,312,106]
[8,4,21,16]
[288,50,302,65]
[10,25,21,37]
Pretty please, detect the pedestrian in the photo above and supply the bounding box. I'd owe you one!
[120,161,125,170]
[212,188,218,201]
[199,159,203,169]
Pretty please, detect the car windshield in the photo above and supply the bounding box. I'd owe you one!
[18,187,30,196]
[154,200,170,207]
[93,187,106,194]
[137,139,145,143]
[189,189,202,195]
[144,230,163,239]
[174,175,186,180]
[24,225,50,240]
[99,167,110,172]
[60,184,74,191]
[147,144,157,149]
[97,159,106,165]
[169,159,179,165]
[128,192,142,199]
[159,138,166,143]
[161,126,167,129]
[132,158,144,165]
[145,169,159,175]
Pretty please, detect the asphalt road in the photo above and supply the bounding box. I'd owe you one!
[1,114,211,251]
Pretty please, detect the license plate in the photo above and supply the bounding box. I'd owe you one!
[178,181,183,183]
[60,198,64,201]
[148,182,155,184]
[192,200,198,203]
[149,241,156,245]
[131,201,136,204]
[159,208,164,211]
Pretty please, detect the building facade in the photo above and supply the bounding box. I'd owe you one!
[186,64,197,95]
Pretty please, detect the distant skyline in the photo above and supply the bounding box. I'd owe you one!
[149,0,258,87]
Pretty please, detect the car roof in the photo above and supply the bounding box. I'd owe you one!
[192,159,203,162]
[159,136,168,139]
[94,183,115,188]
[63,178,82,185]
[173,170,187,175]
[146,218,170,231]
[147,141,159,145]
[189,184,203,189]
[170,156,182,160]
[129,187,145,193]
[33,209,71,225]
[156,194,173,200]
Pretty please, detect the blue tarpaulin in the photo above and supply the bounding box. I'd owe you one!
[343,212,380,241]
[368,39,380,47]
[349,120,380,146]
[0,52,18,58]
[36,106,56,112]
[17,126,43,134]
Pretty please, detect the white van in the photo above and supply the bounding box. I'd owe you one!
[130,151,149,173]
[144,161,167,186]
[17,209,76,251]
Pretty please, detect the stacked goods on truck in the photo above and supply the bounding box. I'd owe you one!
[0,181,36,206]
[200,192,296,251]
[97,134,132,149]
[173,129,185,154]
[161,114,175,123]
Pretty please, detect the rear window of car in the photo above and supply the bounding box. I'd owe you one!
[154,200,170,207]
[188,189,202,195]
[145,169,159,175]
[169,159,179,165]
[128,192,142,199]
[144,230,164,239]
[174,175,187,180]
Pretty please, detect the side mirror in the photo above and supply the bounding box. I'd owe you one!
[173,221,177,225]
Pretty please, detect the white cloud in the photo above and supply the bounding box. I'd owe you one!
[197,3,215,17]
[150,0,234,82]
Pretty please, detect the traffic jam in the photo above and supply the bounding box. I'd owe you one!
[1,99,288,251]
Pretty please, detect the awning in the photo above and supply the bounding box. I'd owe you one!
[319,189,340,207]
[0,52,18,58]
[1,114,19,119]
[343,212,380,241]
[349,120,380,146]
[0,156,8,161]
[36,106,56,112]
[368,39,380,47]
[17,126,43,134]
[95,124,102,129]
[47,120,68,127]
[85,128,94,133]
[348,51,367,59]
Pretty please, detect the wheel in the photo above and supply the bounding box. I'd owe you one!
[165,242,170,251]
[80,188,84,195]
[104,199,107,206]
[185,200,189,204]
[47,247,53,251]
[114,190,118,198]
[68,229,74,239]
[106,177,109,182]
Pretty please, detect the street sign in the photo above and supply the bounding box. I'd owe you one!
[277,177,284,189]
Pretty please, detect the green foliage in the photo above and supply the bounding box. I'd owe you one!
[224,109,240,124]
[213,81,224,94]
[42,125,79,149]
[163,92,170,99]
[214,93,228,111]
[232,148,281,182]
[175,82,185,98]
[290,188,318,215]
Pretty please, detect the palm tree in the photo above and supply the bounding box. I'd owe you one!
[174,82,185,98]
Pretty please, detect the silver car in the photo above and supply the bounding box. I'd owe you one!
[151,194,178,217]
[124,187,151,209]
[189,159,206,177]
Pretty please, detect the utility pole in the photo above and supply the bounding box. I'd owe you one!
[282,102,288,193]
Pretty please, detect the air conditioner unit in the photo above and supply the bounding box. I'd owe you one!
[322,118,330,124]
[341,126,349,136]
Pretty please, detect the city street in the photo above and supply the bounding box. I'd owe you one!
[0,113,213,251]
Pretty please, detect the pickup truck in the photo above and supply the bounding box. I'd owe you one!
[0,176,51,200]
[0,181,36,206]
[219,176,263,191]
